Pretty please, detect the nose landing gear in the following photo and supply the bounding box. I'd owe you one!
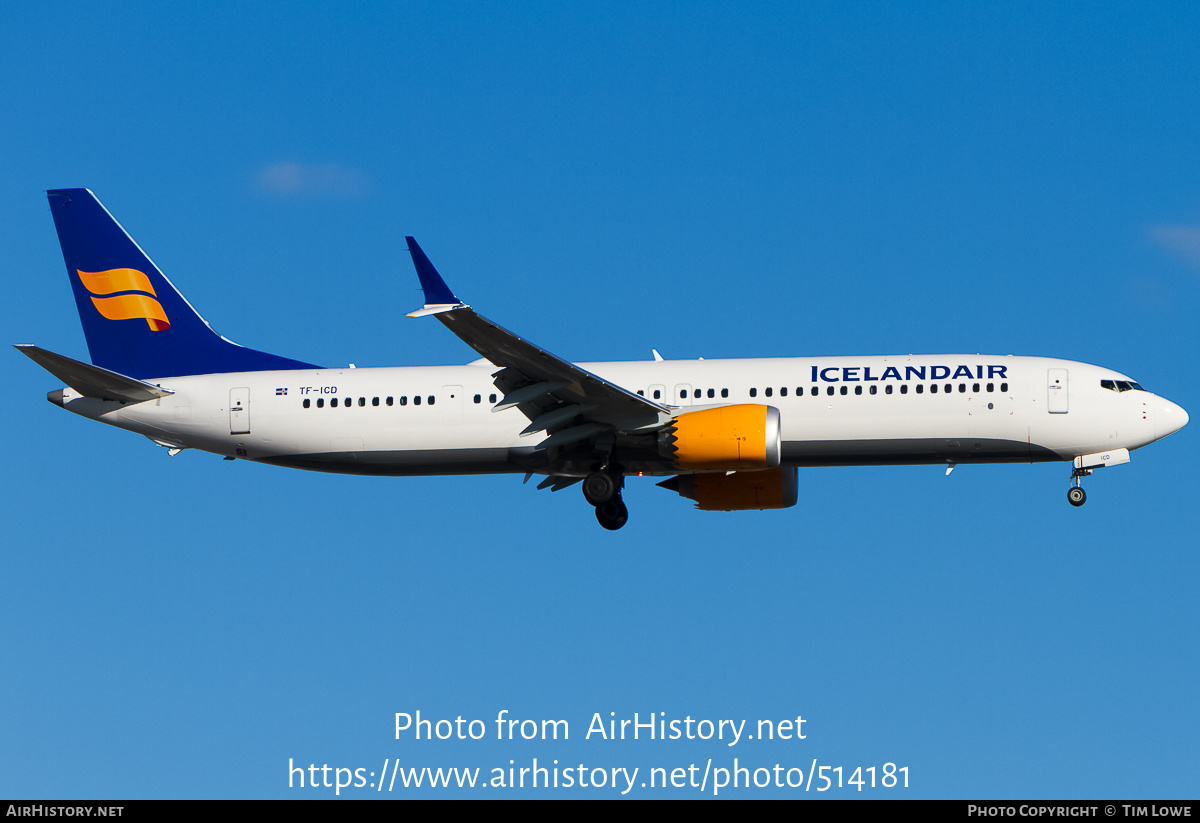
[1067,468,1090,507]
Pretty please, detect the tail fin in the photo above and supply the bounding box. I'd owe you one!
[46,188,319,378]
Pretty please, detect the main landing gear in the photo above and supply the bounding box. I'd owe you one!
[583,470,627,531]
[1067,468,1090,507]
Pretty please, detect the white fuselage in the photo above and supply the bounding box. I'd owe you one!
[54,354,1188,477]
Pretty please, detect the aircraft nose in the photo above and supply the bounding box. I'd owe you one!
[1158,399,1188,438]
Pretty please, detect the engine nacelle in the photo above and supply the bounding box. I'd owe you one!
[659,404,782,471]
[658,467,799,511]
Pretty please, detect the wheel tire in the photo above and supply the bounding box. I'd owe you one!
[583,472,617,506]
[1067,487,1086,507]
[595,497,629,531]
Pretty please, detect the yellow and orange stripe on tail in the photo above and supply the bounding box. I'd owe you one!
[77,268,170,331]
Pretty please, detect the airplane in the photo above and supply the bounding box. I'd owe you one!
[18,188,1189,530]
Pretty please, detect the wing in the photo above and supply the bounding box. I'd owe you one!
[404,238,670,444]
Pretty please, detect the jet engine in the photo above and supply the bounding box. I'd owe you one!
[658,404,782,471]
[658,467,799,511]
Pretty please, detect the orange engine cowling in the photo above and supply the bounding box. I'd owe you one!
[659,404,782,471]
[658,467,799,511]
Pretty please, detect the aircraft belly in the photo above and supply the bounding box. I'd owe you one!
[781,437,1061,467]
[259,448,520,476]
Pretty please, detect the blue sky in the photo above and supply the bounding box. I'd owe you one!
[3,2,1198,798]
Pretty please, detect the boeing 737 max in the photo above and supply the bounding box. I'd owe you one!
[18,189,1189,529]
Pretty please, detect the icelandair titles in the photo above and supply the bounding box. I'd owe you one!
[810,364,1008,383]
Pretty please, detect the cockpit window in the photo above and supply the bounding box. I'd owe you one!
[1102,379,1147,393]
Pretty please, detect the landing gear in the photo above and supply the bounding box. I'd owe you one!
[580,467,628,532]
[582,471,619,506]
[1067,467,1090,507]
[595,496,629,531]
[583,469,628,529]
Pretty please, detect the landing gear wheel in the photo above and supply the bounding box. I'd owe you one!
[1067,486,1086,507]
[582,471,618,506]
[595,496,629,531]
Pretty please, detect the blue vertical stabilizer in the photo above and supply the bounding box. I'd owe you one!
[46,188,320,378]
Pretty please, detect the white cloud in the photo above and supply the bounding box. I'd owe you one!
[255,162,367,196]
[1150,224,1200,268]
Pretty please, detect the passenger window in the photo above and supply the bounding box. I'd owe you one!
[916,384,924,394]
[885,385,893,395]
[827,386,835,396]
[331,397,339,408]
[680,389,688,398]
[414,396,421,405]
[840,386,848,395]
[750,388,757,398]
[797,387,804,396]
[931,384,938,393]
[387,397,394,406]
[317,398,324,408]
[780,387,788,397]
[637,390,644,396]
[489,394,497,403]
[359,397,366,407]
[900,385,908,394]
[474,394,482,403]
[708,388,715,398]
[721,389,728,398]
[765,387,773,397]
[400,396,408,406]
[854,386,862,395]
[987,383,994,392]
[958,383,966,393]
[869,385,877,395]
[972,383,980,393]
[428,395,435,405]
[303,398,311,408]
[372,397,379,406]
[1001,383,1008,392]
[653,389,662,400]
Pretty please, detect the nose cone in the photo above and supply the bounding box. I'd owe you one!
[1158,399,1189,439]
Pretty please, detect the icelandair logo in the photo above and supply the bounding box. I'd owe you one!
[810,364,1008,382]
[77,268,170,331]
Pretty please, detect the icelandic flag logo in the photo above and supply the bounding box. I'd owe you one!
[276,387,288,395]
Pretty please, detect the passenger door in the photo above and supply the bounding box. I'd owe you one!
[230,387,250,434]
[1047,369,1069,413]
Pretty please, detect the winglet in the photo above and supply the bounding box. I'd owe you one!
[405,237,467,316]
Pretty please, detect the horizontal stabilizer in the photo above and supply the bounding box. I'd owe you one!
[15,345,173,403]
